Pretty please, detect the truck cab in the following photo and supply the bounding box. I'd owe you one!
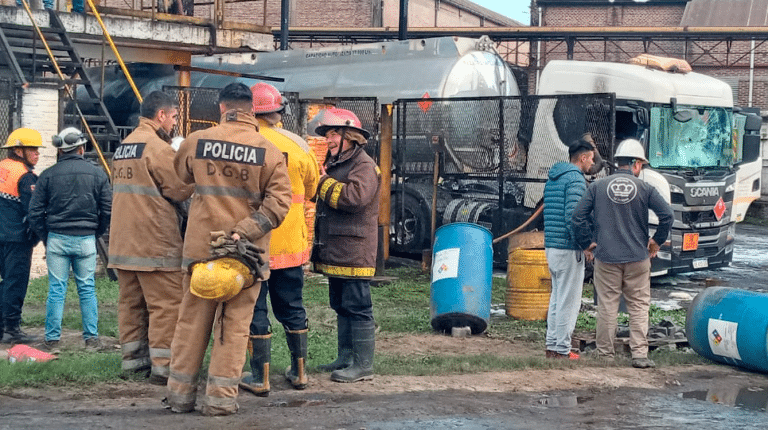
[537,56,761,276]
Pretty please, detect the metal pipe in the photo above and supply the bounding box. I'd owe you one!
[280,0,289,50]
[398,0,408,41]
[749,38,755,107]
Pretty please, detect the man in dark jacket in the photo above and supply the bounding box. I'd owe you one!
[311,108,381,383]
[0,128,42,344]
[29,127,112,351]
[543,135,595,360]
[572,138,673,369]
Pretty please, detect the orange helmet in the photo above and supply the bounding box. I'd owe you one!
[313,108,371,140]
[250,82,284,115]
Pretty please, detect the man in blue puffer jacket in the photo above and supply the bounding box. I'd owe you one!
[542,134,596,359]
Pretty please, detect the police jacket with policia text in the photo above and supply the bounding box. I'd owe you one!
[174,110,291,278]
[28,153,112,243]
[312,145,381,278]
[0,157,37,243]
[572,167,674,264]
[108,118,194,271]
[256,118,319,269]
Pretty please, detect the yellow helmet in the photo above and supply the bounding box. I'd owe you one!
[4,128,43,148]
[189,257,255,302]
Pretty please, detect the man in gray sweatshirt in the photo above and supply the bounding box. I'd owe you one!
[572,138,673,369]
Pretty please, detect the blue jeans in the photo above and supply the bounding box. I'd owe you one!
[16,0,55,9]
[545,248,585,355]
[45,232,98,341]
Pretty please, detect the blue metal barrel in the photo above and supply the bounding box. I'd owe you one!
[430,222,492,335]
[687,287,768,373]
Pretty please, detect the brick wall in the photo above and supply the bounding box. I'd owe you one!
[20,84,60,280]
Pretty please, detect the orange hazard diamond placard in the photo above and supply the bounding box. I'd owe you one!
[418,92,433,113]
[713,197,726,221]
[683,233,699,251]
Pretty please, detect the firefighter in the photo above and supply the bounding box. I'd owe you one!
[240,83,319,397]
[311,108,381,383]
[165,82,291,416]
[108,91,194,384]
[0,128,42,344]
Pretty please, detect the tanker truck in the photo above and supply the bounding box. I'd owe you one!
[534,56,762,276]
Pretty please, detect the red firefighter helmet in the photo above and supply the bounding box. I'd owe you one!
[313,108,371,140]
[250,82,285,114]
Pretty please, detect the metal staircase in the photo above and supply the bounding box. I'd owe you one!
[0,8,121,154]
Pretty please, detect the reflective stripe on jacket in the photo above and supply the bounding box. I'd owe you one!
[311,145,381,278]
[256,119,319,269]
[174,110,292,277]
[108,118,194,271]
[0,158,37,242]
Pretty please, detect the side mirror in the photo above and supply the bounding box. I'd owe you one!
[742,134,761,164]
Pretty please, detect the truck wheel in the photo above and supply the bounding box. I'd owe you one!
[390,193,429,254]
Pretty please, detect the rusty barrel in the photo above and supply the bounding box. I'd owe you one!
[430,223,492,335]
[505,231,551,321]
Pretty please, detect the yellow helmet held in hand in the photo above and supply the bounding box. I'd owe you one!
[189,257,255,302]
[4,128,43,148]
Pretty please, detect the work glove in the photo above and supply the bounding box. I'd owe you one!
[209,231,268,280]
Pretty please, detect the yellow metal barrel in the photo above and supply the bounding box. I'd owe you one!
[505,232,551,321]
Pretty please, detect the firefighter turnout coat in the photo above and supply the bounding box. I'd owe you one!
[312,145,381,278]
[108,118,194,271]
[108,117,194,378]
[167,110,291,414]
[256,118,319,269]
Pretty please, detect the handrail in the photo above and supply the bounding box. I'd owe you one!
[85,0,143,105]
[18,0,111,177]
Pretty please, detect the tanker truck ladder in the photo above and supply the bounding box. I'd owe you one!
[0,4,121,157]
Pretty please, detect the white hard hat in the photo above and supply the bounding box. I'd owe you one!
[52,127,87,152]
[614,139,648,164]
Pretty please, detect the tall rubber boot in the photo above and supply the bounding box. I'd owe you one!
[330,320,375,383]
[239,334,271,397]
[284,328,308,389]
[4,323,37,344]
[317,316,353,372]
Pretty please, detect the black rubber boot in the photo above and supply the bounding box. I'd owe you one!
[4,323,37,344]
[317,316,353,372]
[284,328,308,389]
[239,334,271,397]
[330,320,375,383]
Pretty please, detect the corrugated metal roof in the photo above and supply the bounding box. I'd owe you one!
[681,0,768,26]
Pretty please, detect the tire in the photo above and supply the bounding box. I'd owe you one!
[390,193,430,254]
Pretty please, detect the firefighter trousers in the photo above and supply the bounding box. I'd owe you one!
[167,272,261,414]
[117,269,183,378]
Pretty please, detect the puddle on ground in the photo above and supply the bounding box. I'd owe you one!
[682,386,768,412]
[266,399,327,407]
[537,394,593,407]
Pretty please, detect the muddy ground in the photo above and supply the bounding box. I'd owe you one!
[3,330,768,429]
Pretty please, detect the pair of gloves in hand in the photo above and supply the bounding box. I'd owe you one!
[209,231,268,280]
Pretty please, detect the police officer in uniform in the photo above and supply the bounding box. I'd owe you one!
[165,83,291,416]
[109,91,194,384]
[0,128,42,344]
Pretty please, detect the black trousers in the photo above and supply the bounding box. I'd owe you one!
[0,241,35,328]
[250,265,307,335]
[328,277,373,322]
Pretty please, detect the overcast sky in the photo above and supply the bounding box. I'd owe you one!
[472,0,532,25]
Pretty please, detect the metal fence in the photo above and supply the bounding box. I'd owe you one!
[392,94,615,263]
[0,78,19,144]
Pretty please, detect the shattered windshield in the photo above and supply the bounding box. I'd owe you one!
[648,106,734,168]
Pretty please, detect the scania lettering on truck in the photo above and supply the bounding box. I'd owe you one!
[537,56,761,276]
